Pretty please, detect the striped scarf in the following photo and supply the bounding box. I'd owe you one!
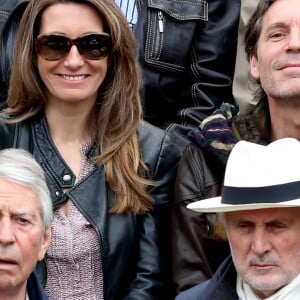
[189,101,269,169]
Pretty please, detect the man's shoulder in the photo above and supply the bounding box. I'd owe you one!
[137,120,180,158]
[175,256,238,300]
[175,280,211,300]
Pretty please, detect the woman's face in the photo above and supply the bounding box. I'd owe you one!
[37,3,109,107]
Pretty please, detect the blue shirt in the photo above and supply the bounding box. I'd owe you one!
[115,0,137,30]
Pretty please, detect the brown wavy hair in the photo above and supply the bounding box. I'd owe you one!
[4,0,154,214]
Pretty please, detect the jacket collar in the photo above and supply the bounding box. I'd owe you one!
[27,272,48,300]
[209,256,238,299]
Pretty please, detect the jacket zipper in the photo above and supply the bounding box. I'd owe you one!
[158,11,164,33]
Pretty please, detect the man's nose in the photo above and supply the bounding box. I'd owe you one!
[287,28,300,51]
[250,228,271,255]
[0,219,15,244]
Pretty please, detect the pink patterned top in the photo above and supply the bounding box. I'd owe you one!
[44,142,104,300]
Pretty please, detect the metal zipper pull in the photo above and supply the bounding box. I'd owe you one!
[158,11,164,33]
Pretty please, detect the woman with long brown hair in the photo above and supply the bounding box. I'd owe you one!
[0,0,180,298]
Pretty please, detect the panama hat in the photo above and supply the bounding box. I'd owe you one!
[187,138,300,213]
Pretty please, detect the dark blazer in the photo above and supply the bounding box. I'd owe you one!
[27,272,49,300]
[175,256,238,300]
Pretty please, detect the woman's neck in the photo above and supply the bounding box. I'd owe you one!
[45,104,93,144]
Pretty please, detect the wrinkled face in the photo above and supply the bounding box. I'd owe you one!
[0,177,50,293]
[37,2,109,107]
[225,208,300,299]
[250,0,300,101]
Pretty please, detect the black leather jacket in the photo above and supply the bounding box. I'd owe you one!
[135,0,240,149]
[0,115,180,300]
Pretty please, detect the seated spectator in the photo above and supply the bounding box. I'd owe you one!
[1,0,240,150]
[172,0,300,293]
[0,148,52,300]
[177,138,300,300]
[0,0,180,299]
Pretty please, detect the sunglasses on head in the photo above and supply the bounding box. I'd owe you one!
[35,32,112,61]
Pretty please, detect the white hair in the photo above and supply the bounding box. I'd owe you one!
[0,148,53,231]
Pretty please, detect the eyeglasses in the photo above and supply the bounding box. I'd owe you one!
[35,32,112,61]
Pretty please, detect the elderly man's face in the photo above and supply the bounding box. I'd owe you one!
[0,177,50,293]
[226,208,300,299]
[250,0,300,101]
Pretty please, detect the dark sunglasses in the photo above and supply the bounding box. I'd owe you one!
[35,32,112,61]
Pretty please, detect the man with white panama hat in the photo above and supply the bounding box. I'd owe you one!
[177,138,300,300]
[172,0,300,292]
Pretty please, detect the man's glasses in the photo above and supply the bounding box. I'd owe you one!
[35,32,112,61]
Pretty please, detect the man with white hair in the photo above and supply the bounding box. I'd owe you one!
[0,148,52,300]
[173,0,300,293]
[176,138,300,300]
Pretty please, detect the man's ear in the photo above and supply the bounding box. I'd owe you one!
[249,52,260,80]
[38,228,51,261]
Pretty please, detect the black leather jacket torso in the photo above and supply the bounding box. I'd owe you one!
[135,0,241,149]
[0,115,180,300]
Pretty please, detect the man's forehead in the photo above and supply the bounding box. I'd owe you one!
[0,200,39,216]
[0,182,40,215]
[226,207,300,222]
[261,0,300,31]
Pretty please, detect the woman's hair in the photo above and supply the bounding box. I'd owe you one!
[4,0,154,214]
[0,148,53,232]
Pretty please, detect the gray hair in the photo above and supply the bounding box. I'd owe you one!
[0,148,53,231]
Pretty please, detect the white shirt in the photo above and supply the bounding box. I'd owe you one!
[237,273,300,300]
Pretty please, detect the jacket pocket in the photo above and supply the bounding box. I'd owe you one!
[144,0,207,72]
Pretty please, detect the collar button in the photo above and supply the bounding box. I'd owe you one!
[63,174,72,182]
